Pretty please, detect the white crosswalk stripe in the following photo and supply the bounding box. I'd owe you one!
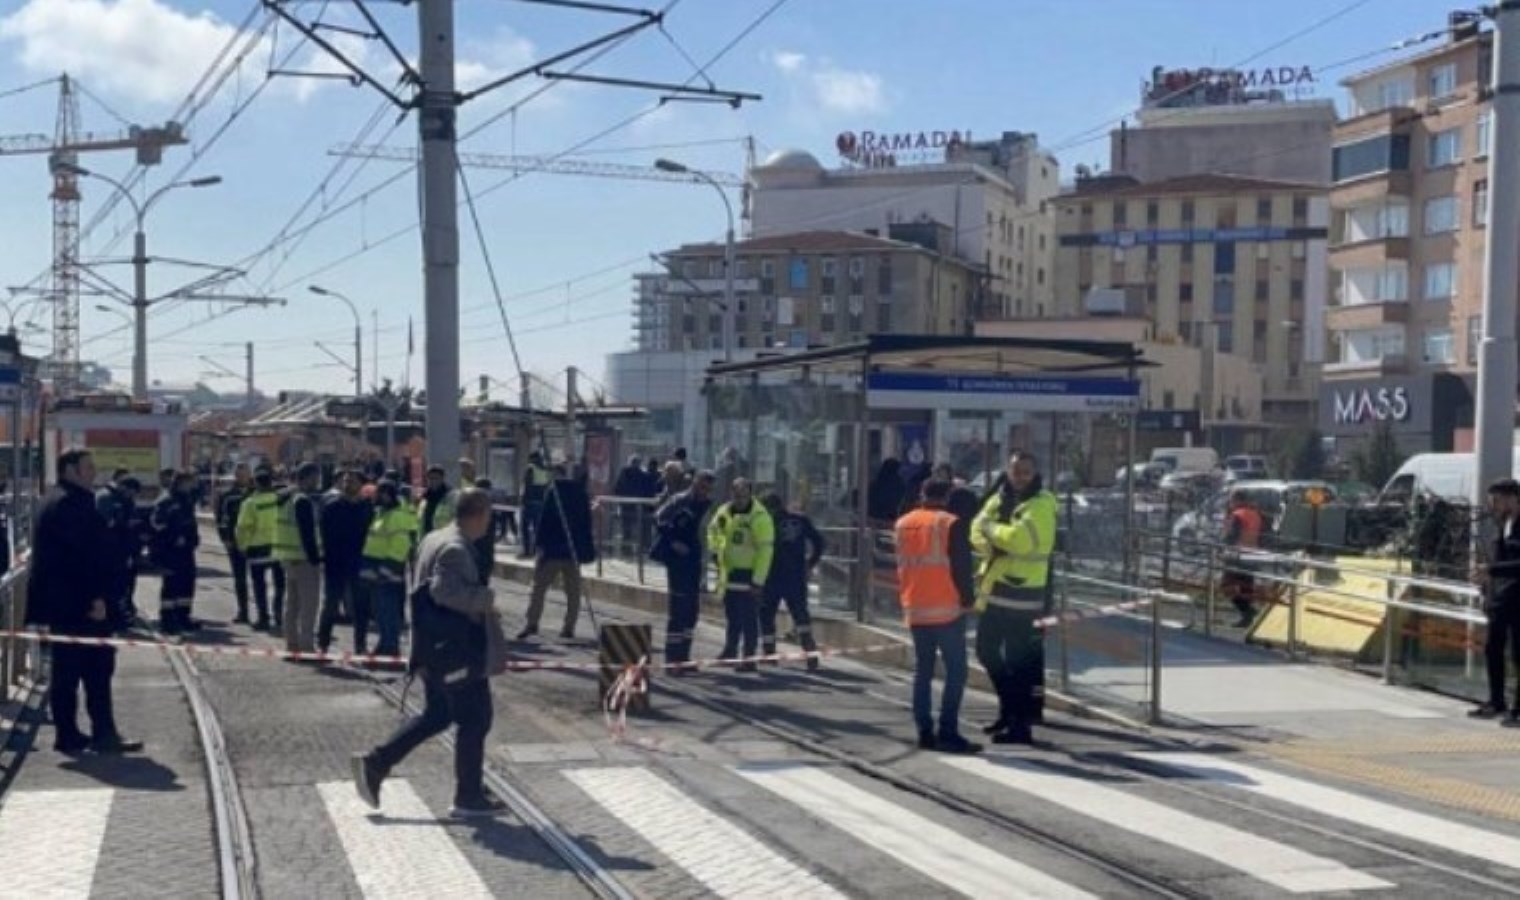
[316,779,492,900]
[566,766,843,899]
[1134,752,1520,872]
[737,762,1097,900]
[943,755,1391,894]
[0,788,114,899]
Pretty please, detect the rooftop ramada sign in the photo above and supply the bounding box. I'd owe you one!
[836,129,971,168]
[866,372,1140,413]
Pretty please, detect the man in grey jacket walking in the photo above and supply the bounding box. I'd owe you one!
[352,489,509,817]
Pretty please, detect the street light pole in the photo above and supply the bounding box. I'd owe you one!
[308,285,363,395]
[62,165,221,400]
[656,158,736,362]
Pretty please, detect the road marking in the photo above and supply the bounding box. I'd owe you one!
[944,755,1390,894]
[317,779,491,900]
[0,788,114,898]
[1135,752,1520,872]
[736,762,1096,900]
[566,767,841,899]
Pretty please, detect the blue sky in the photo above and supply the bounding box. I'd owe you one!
[0,0,1446,399]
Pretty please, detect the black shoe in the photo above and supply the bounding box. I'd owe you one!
[253,619,271,633]
[935,734,983,755]
[992,722,1034,745]
[92,735,144,754]
[1469,703,1505,720]
[159,619,179,636]
[736,662,758,673]
[559,625,574,640]
[516,625,539,641]
[806,655,820,673]
[352,753,384,809]
[981,716,1008,736]
[232,613,251,625]
[450,795,508,818]
[1502,711,1520,729]
[54,733,91,755]
[917,731,938,751]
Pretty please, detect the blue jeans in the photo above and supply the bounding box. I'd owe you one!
[911,617,968,739]
[372,580,405,657]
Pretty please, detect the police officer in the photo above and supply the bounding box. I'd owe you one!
[519,451,551,557]
[418,464,457,535]
[708,477,774,673]
[759,492,825,670]
[274,462,324,655]
[1221,490,1264,629]
[151,470,201,634]
[653,470,714,672]
[971,451,1058,746]
[356,479,418,658]
[97,472,142,628]
[218,463,254,624]
[236,468,285,632]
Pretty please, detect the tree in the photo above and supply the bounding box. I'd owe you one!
[1271,428,1327,479]
[1350,421,1405,488]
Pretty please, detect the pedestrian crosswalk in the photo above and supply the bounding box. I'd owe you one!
[6,753,1520,898]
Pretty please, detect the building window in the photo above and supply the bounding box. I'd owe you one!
[821,257,837,277]
[1254,279,1268,301]
[1428,128,1461,167]
[1424,328,1454,364]
[1180,282,1194,302]
[1469,314,1482,366]
[1181,242,1194,263]
[789,258,809,290]
[711,334,723,350]
[1147,244,1158,263]
[1217,327,1234,354]
[848,257,864,278]
[1375,78,1414,111]
[1427,62,1458,101]
[1038,233,1046,251]
[1424,195,1458,234]
[820,295,836,314]
[1037,268,1045,285]
[1290,278,1304,300]
[1215,241,1236,274]
[1146,202,1159,225]
[876,300,892,332]
[709,258,723,278]
[1424,262,1457,300]
[1333,133,1411,182]
[1181,200,1195,223]
[1217,204,1236,230]
[877,262,893,294]
[1079,203,1092,219]
[1256,197,1272,221]
[1475,179,1490,227]
[1113,203,1128,227]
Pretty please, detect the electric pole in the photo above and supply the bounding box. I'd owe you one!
[245,341,254,410]
[1475,2,1520,502]
[418,0,462,480]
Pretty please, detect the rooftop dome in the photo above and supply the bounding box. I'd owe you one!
[759,148,823,171]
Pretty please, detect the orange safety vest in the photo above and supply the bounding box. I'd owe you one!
[1228,506,1263,548]
[895,507,962,627]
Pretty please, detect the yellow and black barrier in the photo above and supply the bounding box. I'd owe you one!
[599,623,652,713]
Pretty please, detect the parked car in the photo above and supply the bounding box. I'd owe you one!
[1223,454,1269,481]
[1150,447,1219,474]
[1170,479,1339,549]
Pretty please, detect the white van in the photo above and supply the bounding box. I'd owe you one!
[1150,447,1219,475]
[1378,450,1520,504]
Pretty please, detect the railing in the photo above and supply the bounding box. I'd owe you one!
[589,495,658,585]
[0,563,35,702]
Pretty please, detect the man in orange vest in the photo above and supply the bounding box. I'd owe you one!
[1221,490,1264,628]
[895,478,981,754]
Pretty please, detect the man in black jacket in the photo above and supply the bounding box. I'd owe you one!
[26,448,142,754]
[759,492,826,670]
[318,469,373,654]
[152,471,201,634]
[97,473,142,628]
[1473,478,1520,725]
[218,464,253,624]
[519,479,596,640]
[654,471,714,671]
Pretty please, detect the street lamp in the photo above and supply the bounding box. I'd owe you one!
[0,296,48,333]
[308,284,363,396]
[60,163,222,400]
[656,157,736,362]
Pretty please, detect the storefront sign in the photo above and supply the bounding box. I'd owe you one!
[867,372,1139,413]
[1330,386,1411,426]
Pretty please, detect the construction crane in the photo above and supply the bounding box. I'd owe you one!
[0,74,187,395]
[330,143,746,187]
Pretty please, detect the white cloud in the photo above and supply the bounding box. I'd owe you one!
[0,0,244,105]
[767,47,887,116]
[457,27,538,92]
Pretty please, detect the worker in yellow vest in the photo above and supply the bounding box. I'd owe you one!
[357,480,418,658]
[273,463,324,656]
[235,467,286,632]
[708,478,774,672]
[895,478,980,754]
[971,451,1058,746]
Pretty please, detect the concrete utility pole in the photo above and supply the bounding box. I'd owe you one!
[566,366,579,464]
[1475,2,1520,501]
[418,0,462,479]
[245,341,254,411]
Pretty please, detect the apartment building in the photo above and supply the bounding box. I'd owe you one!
[1053,173,1329,437]
[1320,17,1490,453]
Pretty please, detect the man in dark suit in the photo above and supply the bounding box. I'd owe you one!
[1473,478,1520,726]
[26,448,143,755]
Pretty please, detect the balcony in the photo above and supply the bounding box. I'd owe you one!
[1328,235,1410,268]
[1326,302,1408,331]
[1323,353,1409,376]
[1331,170,1413,206]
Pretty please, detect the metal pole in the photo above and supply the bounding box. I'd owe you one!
[245,342,254,410]
[132,229,148,400]
[566,367,578,465]
[1205,545,1217,637]
[1474,1,1520,505]
[418,0,461,478]
[354,321,363,396]
[723,218,736,363]
[1381,577,1397,684]
[854,354,871,623]
[372,309,379,390]
[747,372,759,483]
[1287,573,1301,658]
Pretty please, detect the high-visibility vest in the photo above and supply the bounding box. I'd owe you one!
[971,489,1058,612]
[895,507,962,627]
[707,501,774,595]
[363,504,418,565]
[418,489,457,534]
[273,491,323,563]
[235,489,280,552]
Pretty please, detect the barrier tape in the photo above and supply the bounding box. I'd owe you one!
[603,656,648,743]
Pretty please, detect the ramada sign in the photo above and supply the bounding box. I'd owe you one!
[836,129,970,166]
[1332,386,1410,426]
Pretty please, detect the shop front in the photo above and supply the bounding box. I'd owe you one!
[1318,372,1473,456]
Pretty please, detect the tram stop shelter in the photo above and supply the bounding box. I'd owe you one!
[704,334,1150,623]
